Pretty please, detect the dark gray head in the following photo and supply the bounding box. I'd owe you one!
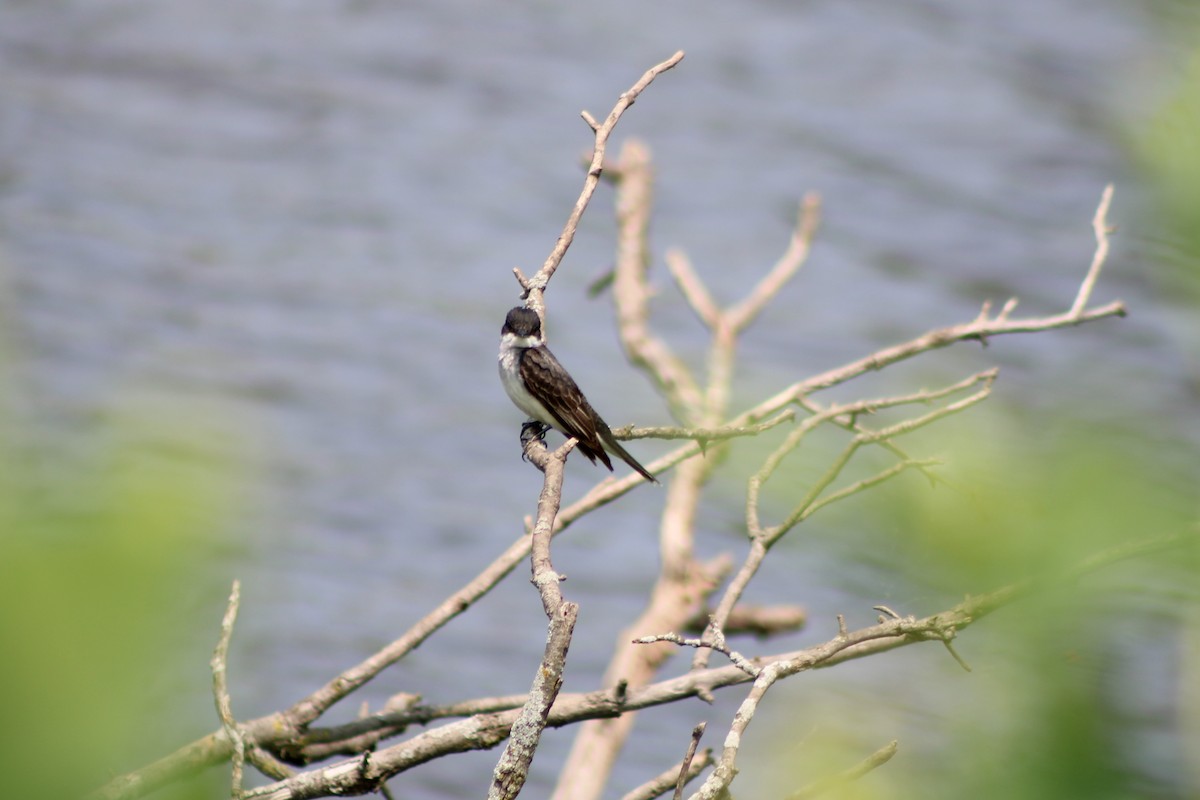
[502,306,542,338]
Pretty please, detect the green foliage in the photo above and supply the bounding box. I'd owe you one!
[748,424,1198,799]
[889,424,1190,589]
[0,408,237,799]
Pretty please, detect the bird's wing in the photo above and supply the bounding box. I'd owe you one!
[519,346,613,469]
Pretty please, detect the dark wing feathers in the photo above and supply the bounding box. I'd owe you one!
[518,346,614,469]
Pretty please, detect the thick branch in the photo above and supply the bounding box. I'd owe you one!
[614,139,705,423]
[489,441,579,800]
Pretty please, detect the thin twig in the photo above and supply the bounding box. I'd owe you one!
[697,374,996,674]
[518,51,685,309]
[941,639,972,672]
[614,409,794,442]
[633,632,760,677]
[620,747,713,800]
[675,724,707,800]
[794,372,1001,489]
[665,249,721,329]
[790,457,941,527]
[690,660,785,799]
[744,370,994,540]
[728,193,822,332]
[1071,184,1114,317]
[211,580,245,799]
[768,380,994,540]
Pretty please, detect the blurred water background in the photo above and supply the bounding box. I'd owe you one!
[1,1,1197,797]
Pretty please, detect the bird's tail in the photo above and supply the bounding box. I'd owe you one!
[604,436,659,485]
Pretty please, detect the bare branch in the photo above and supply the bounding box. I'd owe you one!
[745,371,995,541]
[665,248,721,329]
[727,192,822,332]
[285,535,534,729]
[692,374,992,675]
[620,744,712,800]
[767,379,995,541]
[633,631,760,677]
[216,529,1190,800]
[519,51,685,308]
[102,198,1125,800]
[675,724,708,800]
[211,580,246,798]
[95,121,1131,800]
[736,209,1124,428]
[1070,183,1115,317]
[810,457,942,517]
[614,409,794,443]
[795,393,941,488]
[490,440,579,800]
[685,533,1192,799]
[556,249,1123,529]
[690,659,786,800]
[613,139,705,423]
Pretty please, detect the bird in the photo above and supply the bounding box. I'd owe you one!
[498,306,658,484]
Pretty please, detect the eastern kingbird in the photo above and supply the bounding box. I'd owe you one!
[499,306,658,483]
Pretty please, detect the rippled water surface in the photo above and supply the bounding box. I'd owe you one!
[2,1,1196,796]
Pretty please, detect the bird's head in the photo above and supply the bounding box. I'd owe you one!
[501,307,544,348]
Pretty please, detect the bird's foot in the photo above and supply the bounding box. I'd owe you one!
[520,421,550,462]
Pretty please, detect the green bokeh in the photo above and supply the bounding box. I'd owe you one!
[747,422,1198,799]
[0,405,238,799]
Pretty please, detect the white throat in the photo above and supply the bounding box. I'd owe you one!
[499,331,542,352]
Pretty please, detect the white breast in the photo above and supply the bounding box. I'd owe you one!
[498,347,557,429]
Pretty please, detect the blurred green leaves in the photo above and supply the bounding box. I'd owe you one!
[0,405,238,799]
[749,422,1197,799]
[887,424,1192,591]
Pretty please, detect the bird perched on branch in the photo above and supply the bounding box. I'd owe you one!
[498,306,658,484]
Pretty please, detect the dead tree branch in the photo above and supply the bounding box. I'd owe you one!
[92,59,1135,800]
[514,51,685,323]
[211,581,246,798]
[214,529,1189,800]
[489,441,579,800]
